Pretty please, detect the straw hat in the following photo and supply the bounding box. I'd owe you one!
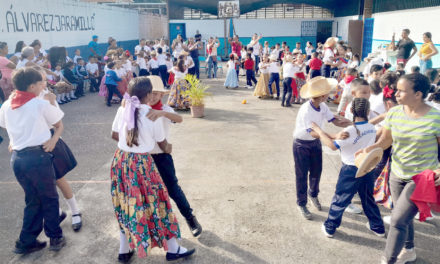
[284,55,294,62]
[300,76,338,99]
[354,148,383,178]
[180,50,189,56]
[269,54,278,61]
[147,76,169,94]
[324,37,339,48]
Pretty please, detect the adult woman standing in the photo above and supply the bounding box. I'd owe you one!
[9,41,26,65]
[0,42,16,98]
[418,32,438,74]
[321,37,338,78]
[171,34,186,60]
[359,74,440,264]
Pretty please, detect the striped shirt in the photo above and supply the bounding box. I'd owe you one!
[384,105,440,181]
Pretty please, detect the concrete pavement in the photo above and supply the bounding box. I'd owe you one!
[0,73,439,263]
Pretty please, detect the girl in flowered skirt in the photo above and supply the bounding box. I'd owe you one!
[110,150,181,258]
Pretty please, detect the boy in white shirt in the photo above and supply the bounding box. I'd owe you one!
[86,56,100,92]
[136,51,148,76]
[73,49,82,65]
[148,51,160,76]
[337,68,358,116]
[281,55,299,107]
[293,77,351,220]
[268,55,281,99]
[311,98,385,238]
[0,68,66,253]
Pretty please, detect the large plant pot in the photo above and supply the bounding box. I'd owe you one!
[190,105,205,118]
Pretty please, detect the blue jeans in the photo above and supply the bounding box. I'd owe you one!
[152,153,193,219]
[282,77,293,106]
[207,56,218,78]
[268,73,280,97]
[11,146,63,246]
[158,65,168,87]
[324,164,385,234]
[420,59,432,74]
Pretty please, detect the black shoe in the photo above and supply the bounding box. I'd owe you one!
[166,247,196,261]
[107,103,112,107]
[276,96,280,100]
[58,101,65,105]
[70,97,78,100]
[14,240,47,254]
[309,196,322,211]
[49,237,66,251]
[285,104,292,107]
[281,103,285,107]
[118,251,134,263]
[186,215,202,237]
[72,213,82,232]
[60,211,67,223]
[297,206,312,220]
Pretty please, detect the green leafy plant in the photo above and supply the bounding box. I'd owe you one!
[183,74,211,107]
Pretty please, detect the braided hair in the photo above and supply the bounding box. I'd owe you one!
[351,98,370,136]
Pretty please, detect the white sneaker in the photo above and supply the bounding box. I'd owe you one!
[396,248,416,264]
[366,222,385,237]
[383,215,391,225]
[414,212,434,221]
[345,203,362,214]
[380,256,388,264]
[321,223,334,238]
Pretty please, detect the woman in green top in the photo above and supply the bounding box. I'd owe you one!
[359,73,440,264]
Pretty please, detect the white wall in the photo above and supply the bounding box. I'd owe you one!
[139,13,169,40]
[0,0,139,51]
[372,6,440,44]
[333,15,358,41]
[170,18,335,39]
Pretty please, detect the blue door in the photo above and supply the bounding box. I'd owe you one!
[362,18,374,59]
[169,23,187,41]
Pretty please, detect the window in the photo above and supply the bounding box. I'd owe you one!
[183,3,333,20]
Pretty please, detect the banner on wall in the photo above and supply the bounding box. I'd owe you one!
[218,1,240,18]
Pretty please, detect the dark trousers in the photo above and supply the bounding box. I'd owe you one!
[321,64,331,78]
[268,73,280,97]
[152,153,193,219]
[246,69,257,86]
[293,139,322,206]
[106,84,123,104]
[193,57,200,79]
[282,77,293,106]
[89,77,99,92]
[310,69,321,79]
[254,55,260,73]
[371,147,392,180]
[151,68,159,76]
[11,147,63,246]
[188,67,196,76]
[139,69,149,76]
[306,55,312,74]
[74,81,84,97]
[324,164,385,233]
[158,65,168,87]
[385,174,417,263]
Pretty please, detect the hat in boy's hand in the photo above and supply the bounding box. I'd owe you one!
[269,54,278,61]
[147,76,169,94]
[300,76,338,99]
[355,148,383,178]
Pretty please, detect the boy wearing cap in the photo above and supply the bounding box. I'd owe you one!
[310,97,385,238]
[293,77,351,220]
[146,76,203,237]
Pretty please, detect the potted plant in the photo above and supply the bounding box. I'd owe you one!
[183,74,211,118]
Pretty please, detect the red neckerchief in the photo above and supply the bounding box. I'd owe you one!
[11,91,36,110]
[344,75,356,84]
[153,57,157,61]
[151,101,163,110]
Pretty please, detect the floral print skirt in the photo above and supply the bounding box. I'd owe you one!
[167,79,190,110]
[110,149,180,258]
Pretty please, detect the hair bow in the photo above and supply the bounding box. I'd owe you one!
[383,85,394,99]
[122,93,140,131]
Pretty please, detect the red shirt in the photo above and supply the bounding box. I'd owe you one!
[309,58,323,70]
[244,59,254,70]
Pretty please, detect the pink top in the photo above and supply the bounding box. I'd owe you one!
[232,42,242,57]
[0,56,13,79]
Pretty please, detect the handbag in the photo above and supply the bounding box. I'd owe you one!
[373,158,393,209]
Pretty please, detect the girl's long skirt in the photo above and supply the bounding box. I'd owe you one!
[224,68,239,88]
[167,79,191,110]
[253,73,276,98]
[98,75,108,97]
[111,150,181,258]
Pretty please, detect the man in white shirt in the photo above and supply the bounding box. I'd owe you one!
[248,33,262,73]
[207,37,220,78]
[134,39,151,56]
[293,42,303,54]
[0,68,66,253]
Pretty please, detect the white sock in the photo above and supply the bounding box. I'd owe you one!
[167,237,187,254]
[56,94,62,103]
[66,196,81,224]
[70,90,76,98]
[119,231,130,254]
[59,207,63,216]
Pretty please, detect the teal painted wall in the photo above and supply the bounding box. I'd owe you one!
[372,39,440,69]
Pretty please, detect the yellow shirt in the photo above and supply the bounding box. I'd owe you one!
[420,42,433,57]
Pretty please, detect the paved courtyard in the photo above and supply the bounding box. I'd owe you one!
[0,73,439,264]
